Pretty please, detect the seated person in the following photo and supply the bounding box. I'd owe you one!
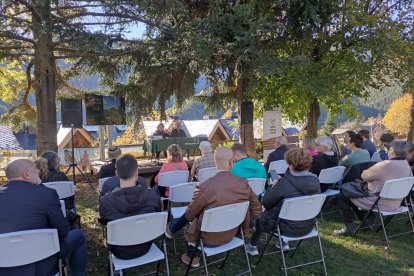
[339,133,370,177]
[264,136,289,173]
[166,147,262,267]
[190,141,215,181]
[169,121,190,159]
[334,141,412,235]
[100,174,146,197]
[302,136,317,156]
[155,144,189,197]
[379,133,394,160]
[405,141,414,175]
[99,154,160,259]
[98,146,122,178]
[35,157,49,180]
[153,122,170,160]
[246,148,320,255]
[341,130,356,157]
[231,143,267,179]
[309,136,339,177]
[358,129,377,157]
[0,159,87,276]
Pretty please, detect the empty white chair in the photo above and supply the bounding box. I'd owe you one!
[268,160,288,175]
[0,229,64,275]
[60,200,66,217]
[247,178,267,196]
[257,194,327,276]
[43,181,74,199]
[370,152,382,162]
[184,202,252,276]
[99,177,112,192]
[158,170,189,188]
[107,212,170,276]
[354,177,414,253]
[197,167,217,181]
[318,166,345,197]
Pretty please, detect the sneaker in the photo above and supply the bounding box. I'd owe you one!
[333,222,359,236]
[245,243,259,256]
[181,254,200,268]
[275,240,290,251]
[165,223,173,239]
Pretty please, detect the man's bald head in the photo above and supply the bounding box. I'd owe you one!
[6,159,41,184]
[214,147,233,170]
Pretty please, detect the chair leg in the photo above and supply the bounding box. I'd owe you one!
[378,208,391,254]
[241,230,253,276]
[376,216,393,233]
[200,240,209,276]
[163,240,170,276]
[172,234,177,254]
[155,261,160,276]
[109,253,114,276]
[257,231,273,265]
[219,251,230,270]
[59,259,63,276]
[277,227,288,276]
[316,222,328,276]
[407,198,414,233]
[289,240,302,258]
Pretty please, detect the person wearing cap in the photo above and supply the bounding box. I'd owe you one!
[98,146,122,179]
[191,141,215,180]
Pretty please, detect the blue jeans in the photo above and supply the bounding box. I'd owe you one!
[60,229,87,276]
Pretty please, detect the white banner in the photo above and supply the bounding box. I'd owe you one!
[263,107,283,161]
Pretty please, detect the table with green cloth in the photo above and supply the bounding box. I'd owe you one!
[143,137,209,156]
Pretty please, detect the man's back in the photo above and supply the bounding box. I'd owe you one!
[0,181,69,275]
[362,139,377,157]
[185,171,261,245]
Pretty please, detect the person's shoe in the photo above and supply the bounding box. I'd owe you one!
[245,243,259,256]
[165,223,173,239]
[275,240,290,251]
[334,223,359,236]
[181,254,200,268]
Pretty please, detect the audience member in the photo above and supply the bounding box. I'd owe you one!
[334,141,412,235]
[35,157,49,180]
[100,175,146,197]
[358,129,377,157]
[0,159,87,276]
[341,130,356,157]
[99,154,160,260]
[246,148,321,255]
[264,136,289,173]
[231,143,267,179]
[339,133,370,177]
[406,141,414,175]
[98,146,122,178]
[302,136,317,156]
[309,136,339,178]
[153,123,170,160]
[166,147,262,267]
[190,141,215,180]
[379,133,394,160]
[169,121,189,159]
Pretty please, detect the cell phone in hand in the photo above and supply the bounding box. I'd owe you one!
[269,170,278,182]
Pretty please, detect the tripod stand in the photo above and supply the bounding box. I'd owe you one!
[65,127,90,184]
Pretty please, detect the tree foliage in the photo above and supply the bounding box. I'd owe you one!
[383,94,413,136]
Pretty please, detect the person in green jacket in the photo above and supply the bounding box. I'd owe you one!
[231,143,267,179]
[339,133,370,177]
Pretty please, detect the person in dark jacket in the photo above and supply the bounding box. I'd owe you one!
[153,123,170,160]
[246,148,321,256]
[310,136,339,192]
[100,175,147,197]
[99,154,161,260]
[358,129,377,157]
[170,121,187,138]
[98,146,122,178]
[264,136,289,173]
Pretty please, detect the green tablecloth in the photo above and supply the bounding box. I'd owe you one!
[143,137,209,155]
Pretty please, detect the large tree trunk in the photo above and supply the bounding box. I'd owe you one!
[32,0,58,155]
[407,93,414,142]
[306,98,320,138]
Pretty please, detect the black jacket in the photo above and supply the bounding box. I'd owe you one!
[170,128,186,138]
[100,176,147,197]
[99,185,161,259]
[310,152,339,176]
[264,145,289,173]
[99,159,116,178]
[260,171,321,237]
[0,181,70,276]
[342,161,377,183]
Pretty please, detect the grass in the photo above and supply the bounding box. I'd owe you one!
[76,180,414,276]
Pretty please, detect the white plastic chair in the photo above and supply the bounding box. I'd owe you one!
[257,194,327,276]
[43,181,75,199]
[184,202,252,276]
[158,171,189,188]
[318,166,346,197]
[99,177,112,192]
[268,160,288,175]
[370,152,382,162]
[0,229,64,275]
[247,178,267,196]
[354,177,414,253]
[107,212,170,276]
[197,167,217,181]
[60,200,66,217]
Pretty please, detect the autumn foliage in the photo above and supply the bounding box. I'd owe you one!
[383,94,412,136]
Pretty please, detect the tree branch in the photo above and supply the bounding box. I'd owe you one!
[0,31,35,44]
[23,59,34,103]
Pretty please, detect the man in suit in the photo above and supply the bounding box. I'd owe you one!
[166,147,262,268]
[264,136,289,173]
[0,159,87,276]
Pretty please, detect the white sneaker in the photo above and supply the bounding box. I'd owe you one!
[275,240,290,251]
[245,243,259,256]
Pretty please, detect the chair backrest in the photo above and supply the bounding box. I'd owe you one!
[60,200,66,217]
[268,160,288,174]
[198,167,217,181]
[107,212,168,246]
[318,166,345,184]
[201,202,249,232]
[98,177,112,192]
[42,181,74,199]
[158,170,189,188]
[247,178,267,196]
[379,177,414,199]
[370,152,382,162]
[169,182,198,203]
[0,229,60,267]
[279,194,327,221]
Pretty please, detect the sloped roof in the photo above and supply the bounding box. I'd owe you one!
[182,119,216,138]
[0,125,23,150]
[220,119,240,140]
[57,126,95,148]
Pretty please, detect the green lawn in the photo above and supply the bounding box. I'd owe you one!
[77,181,414,275]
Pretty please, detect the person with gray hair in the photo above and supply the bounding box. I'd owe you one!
[41,151,70,183]
[191,141,215,180]
[309,136,339,178]
[264,136,289,173]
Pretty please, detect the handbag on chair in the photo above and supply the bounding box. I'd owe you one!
[341,181,369,198]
